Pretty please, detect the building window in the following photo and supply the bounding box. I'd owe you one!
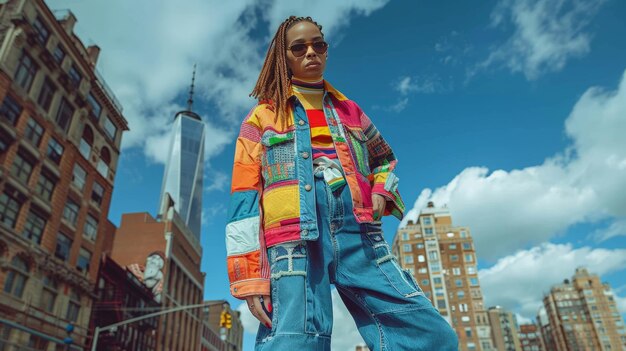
[32,16,50,45]
[433,277,442,284]
[68,65,82,88]
[401,232,408,240]
[62,199,79,226]
[10,153,34,184]
[428,251,438,261]
[71,164,87,190]
[22,210,46,244]
[3,256,29,298]
[460,304,469,313]
[421,279,429,286]
[467,342,476,351]
[455,279,463,287]
[35,171,56,201]
[79,125,93,159]
[417,255,425,263]
[431,263,441,272]
[469,277,479,286]
[404,255,414,264]
[465,253,474,262]
[423,217,432,225]
[54,232,72,261]
[40,275,57,313]
[452,267,461,276]
[83,214,98,242]
[46,137,64,164]
[97,147,110,177]
[449,244,457,250]
[76,248,91,274]
[418,267,428,274]
[0,94,22,125]
[55,97,74,133]
[463,242,472,250]
[403,244,412,252]
[87,93,102,120]
[437,299,447,310]
[450,254,459,262]
[103,116,117,141]
[91,182,104,206]
[458,291,466,299]
[53,45,65,64]
[14,51,38,91]
[460,231,467,238]
[467,266,477,275]
[0,192,22,228]
[37,77,56,112]
[424,228,433,235]
[416,243,424,249]
[24,117,44,146]
[66,289,81,322]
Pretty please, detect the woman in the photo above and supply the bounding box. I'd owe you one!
[225,16,458,350]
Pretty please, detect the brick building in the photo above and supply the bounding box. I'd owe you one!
[392,202,495,351]
[487,306,521,351]
[202,300,243,351]
[0,0,127,349]
[518,323,545,351]
[538,267,626,350]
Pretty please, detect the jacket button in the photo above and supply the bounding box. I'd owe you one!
[301,152,309,159]
[304,184,312,191]
[298,119,305,126]
[302,229,309,236]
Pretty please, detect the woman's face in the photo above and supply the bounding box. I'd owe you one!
[285,21,327,80]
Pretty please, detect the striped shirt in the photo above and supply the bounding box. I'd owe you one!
[291,78,337,160]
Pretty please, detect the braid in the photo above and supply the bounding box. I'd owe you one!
[250,16,324,123]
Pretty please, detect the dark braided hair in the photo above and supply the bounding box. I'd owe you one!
[250,16,324,123]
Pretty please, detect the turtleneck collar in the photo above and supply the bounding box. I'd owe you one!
[291,76,324,94]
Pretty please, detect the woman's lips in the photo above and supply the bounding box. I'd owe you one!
[305,62,321,68]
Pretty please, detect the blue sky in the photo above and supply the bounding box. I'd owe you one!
[47,0,626,350]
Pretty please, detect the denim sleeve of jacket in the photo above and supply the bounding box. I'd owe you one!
[225,105,270,299]
[359,106,406,220]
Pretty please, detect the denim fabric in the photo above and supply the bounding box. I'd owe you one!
[255,162,459,351]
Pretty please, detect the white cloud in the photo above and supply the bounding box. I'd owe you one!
[46,0,390,164]
[479,243,626,320]
[591,219,626,242]
[481,0,606,79]
[401,70,626,259]
[236,289,365,351]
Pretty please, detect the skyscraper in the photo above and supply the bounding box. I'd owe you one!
[158,68,206,241]
[538,267,626,350]
[392,202,495,351]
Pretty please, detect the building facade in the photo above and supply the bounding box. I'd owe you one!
[392,202,495,351]
[539,267,626,351]
[487,306,521,351]
[88,253,159,351]
[518,323,544,351]
[111,199,205,351]
[0,0,127,349]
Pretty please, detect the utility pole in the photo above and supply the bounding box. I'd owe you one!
[91,302,210,351]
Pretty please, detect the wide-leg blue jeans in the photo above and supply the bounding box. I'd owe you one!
[255,165,459,350]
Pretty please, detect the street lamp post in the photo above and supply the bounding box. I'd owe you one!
[91,302,210,351]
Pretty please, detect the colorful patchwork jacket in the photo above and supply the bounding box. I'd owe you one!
[226,81,405,299]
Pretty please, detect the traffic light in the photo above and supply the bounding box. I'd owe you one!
[220,311,232,329]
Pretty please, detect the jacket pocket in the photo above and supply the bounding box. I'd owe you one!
[343,125,370,176]
[261,130,296,187]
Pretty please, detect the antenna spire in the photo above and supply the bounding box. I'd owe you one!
[187,64,196,112]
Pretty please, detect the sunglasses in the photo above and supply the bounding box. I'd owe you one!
[288,41,328,57]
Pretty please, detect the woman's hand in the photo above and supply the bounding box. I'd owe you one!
[245,295,272,328]
[372,193,385,220]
